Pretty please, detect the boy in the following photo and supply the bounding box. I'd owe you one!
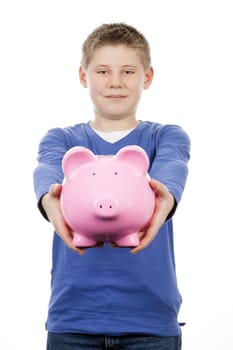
[33,23,190,350]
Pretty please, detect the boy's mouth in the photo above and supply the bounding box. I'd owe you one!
[105,95,127,100]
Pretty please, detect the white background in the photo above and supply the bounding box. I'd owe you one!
[0,0,232,349]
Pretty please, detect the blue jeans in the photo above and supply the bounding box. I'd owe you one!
[47,333,182,350]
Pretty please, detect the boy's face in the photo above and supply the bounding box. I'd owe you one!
[79,45,153,121]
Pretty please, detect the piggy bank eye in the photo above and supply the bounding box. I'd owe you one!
[92,172,96,175]
[114,172,118,175]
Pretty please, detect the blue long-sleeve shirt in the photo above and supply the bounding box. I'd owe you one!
[33,121,190,336]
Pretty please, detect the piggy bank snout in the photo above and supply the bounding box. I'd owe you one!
[93,197,120,218]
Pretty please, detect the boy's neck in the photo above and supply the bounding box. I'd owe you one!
[90,116,140,132]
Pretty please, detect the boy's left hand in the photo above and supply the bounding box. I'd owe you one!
[130,179,175,254]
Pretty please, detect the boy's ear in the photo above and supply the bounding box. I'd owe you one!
[144,67,154,90]
[79,66,87,88]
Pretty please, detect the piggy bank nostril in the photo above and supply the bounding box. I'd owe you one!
[94,200,119,216]
[99,204,112,209]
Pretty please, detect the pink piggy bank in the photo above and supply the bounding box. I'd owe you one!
[60,145,156,248]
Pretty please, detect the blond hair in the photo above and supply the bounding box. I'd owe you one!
[81,23,151,70]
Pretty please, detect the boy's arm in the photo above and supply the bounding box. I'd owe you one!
[131,125,190,254]
[33,129,84,254]
[131,179,175,254]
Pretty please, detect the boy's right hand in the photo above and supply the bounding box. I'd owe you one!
[42,184,87,255]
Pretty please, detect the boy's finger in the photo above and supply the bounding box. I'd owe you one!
[130,226,156,254]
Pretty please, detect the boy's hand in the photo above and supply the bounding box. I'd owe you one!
[130,179,175,254]
[42,184,103,255]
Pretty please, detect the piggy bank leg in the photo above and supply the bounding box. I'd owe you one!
[115,233,139,247]
[73,233,97,247]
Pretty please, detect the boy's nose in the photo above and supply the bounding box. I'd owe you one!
[109,73,122,88]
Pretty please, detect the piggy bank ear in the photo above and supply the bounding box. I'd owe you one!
[62,146,96,176]
[115,145,149,174]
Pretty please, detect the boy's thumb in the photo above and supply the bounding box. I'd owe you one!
[49,183,62,197]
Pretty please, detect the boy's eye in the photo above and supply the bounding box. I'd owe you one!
[97,70,108,75]
[124,70,134,75]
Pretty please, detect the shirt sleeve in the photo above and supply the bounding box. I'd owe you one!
[149,124,191,206]
[33,128,69,217]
